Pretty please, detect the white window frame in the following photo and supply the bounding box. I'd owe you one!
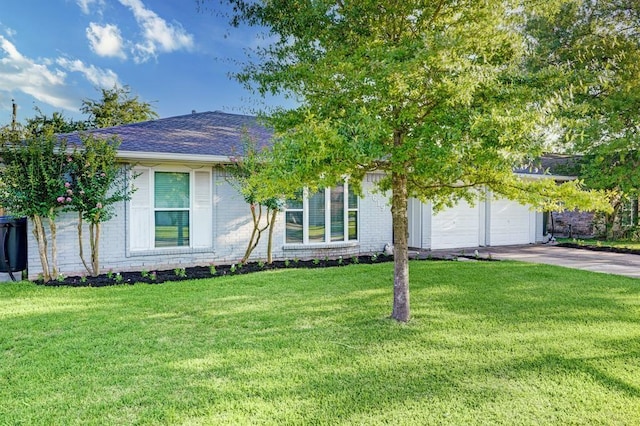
[284,182,359,245]
[153,170,192,248]
[130,165,212,252]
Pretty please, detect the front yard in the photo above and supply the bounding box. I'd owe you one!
[1,261,639,424]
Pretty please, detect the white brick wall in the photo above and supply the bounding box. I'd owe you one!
[25,169,394,279]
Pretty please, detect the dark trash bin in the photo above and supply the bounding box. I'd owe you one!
[0,216,28,281]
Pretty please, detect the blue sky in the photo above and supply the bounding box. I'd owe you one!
[0,0,287,125]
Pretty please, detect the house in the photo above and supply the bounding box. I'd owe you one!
[24,111,553,278]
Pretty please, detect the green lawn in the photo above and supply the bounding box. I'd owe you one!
[1,261,639,425]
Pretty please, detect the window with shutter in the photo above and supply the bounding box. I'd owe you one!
[129,166,212,251]
[130,168,151,251]
[154,171,190,247]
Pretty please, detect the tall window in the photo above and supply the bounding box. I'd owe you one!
[154,172,190,247]
[285,184,358,244]
[130,166,212,251]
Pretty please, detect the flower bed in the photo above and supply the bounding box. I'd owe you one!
[36,254,395,287]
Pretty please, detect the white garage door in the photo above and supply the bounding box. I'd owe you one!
[431,200,482,249]
[488,198,534,246]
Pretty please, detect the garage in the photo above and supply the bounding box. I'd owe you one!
[431,199,484,249]
[408,195,542,250]
[487,197,536,246]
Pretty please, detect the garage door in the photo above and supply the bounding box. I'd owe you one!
[431,199,482,249]
[488,198,534,246]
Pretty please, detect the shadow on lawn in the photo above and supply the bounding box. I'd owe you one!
[416,262,640,325]
[506,351,640,398]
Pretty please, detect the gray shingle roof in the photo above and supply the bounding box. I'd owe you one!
[515,154,579,178]
[61,111,273,159]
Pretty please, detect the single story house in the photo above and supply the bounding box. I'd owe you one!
[23,111,556,278]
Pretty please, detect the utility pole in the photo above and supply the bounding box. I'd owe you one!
[10,99,17,131]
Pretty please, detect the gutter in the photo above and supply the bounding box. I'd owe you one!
[514,172,576,182]
[116,151,232,164]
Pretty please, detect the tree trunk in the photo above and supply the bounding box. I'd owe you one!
[48,215,58,278]
[606,200,622,239]
[90,222,100,276]
[31,215,51,282]
[242,204,271,263]
[242,205,261,263]
[391,170,410,322]
[78,213,92,275]
[266,208,278,264]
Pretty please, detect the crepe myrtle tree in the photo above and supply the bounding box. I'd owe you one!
[65,134,134,276]
[225,137,283,264]
[209,0,611,322]
[0,135,69,281]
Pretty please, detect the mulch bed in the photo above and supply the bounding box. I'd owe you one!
[36,254,396,287]
[557,242,640,256]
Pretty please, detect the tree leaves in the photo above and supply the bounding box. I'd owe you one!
[80,85,158,129]
[214,0,612,321]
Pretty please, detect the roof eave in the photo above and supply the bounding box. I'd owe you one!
[117,151,231,164]
[515,172,576,182]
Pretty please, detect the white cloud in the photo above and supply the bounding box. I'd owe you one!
[0,35,120,112]
[86,22,127,59]
[76,0,103,15]
[118,0,194,63]
[56,58,119,88]
[0,35,75,110]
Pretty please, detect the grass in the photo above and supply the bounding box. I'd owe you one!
[558,237,640,250]
[1,261,640,425]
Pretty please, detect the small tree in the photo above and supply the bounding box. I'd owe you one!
[67,134,134,276]
[0,135,68,281]
[226,138,282,263]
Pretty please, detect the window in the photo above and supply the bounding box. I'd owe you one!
[285,184,358,244]
[130,166,212,251]
[154,172,190,247]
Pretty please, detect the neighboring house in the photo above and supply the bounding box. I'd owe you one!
[25,111,554,278]
[527,154,596,238]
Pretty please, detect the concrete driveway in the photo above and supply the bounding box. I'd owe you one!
[426,244,640,279]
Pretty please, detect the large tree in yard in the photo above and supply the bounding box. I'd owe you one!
[213,0,610,321]
[527,1,640,238]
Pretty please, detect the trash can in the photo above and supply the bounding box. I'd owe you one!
[0,216,28,281]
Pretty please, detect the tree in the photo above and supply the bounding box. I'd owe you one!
[526,1,640,235]
[0,135,69,281]
[81,85,158,128]
[24,107,88,137]
[0,86,152,279]
[66,134,134,276]
[214,0,610,322]
[225,137,282,264]
[581,147,640,239]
